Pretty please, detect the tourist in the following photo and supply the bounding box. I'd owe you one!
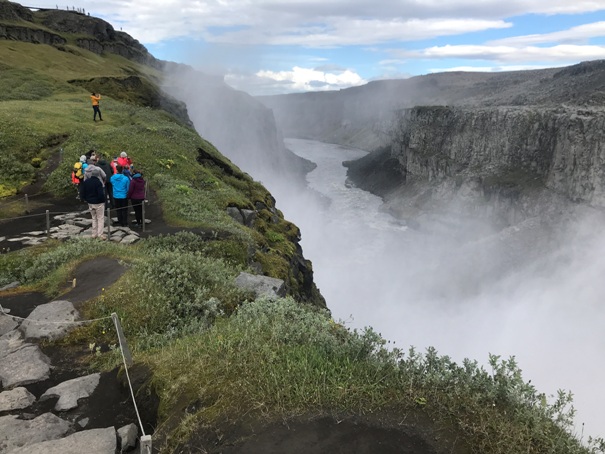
[79,167,106,240]
[127,169,146,228]
[110,164,130,227]
[90,92,102,121]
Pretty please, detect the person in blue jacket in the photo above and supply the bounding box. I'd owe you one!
[110,164,130,226]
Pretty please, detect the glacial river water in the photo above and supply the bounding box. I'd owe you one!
[273,138,605,439]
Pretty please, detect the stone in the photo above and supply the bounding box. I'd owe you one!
[0,329,24,353]
[0,281,20,291]
[24,231,45,236]
[21,300,79,340]
[0,413,72,452]
[226,206,244,224]
[6,426,115,454]
[117,423,138,452]
[40,373,101,411]
[234,272,286,298]
[77,417,89,428]
[121,234,139,244]
[0,344,51,388]
[0,387,36,411]
[0,316,18,335]
[241,209,257,226]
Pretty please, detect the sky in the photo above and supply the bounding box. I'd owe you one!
[32,0,605,95]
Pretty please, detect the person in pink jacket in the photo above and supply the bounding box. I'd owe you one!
[127,169,146,228]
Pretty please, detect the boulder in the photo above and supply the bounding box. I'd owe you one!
[234,272,286,298]
[40,373,101,411]
[0,413,72,453]
[6,426,116,454]
[0,387,36,412]
[21,300,79,340]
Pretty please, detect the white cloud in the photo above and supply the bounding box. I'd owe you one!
[226,66,366,95]
[32,0,605,45]
[489,21,605,46]
[400,44,605,62]
[209,18,511,47]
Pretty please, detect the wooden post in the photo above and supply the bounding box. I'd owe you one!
[111,313,133,367]
[45,210,50,238]
[24,194,29,213]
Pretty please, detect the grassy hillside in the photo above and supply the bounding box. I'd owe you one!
[1,9,604,453]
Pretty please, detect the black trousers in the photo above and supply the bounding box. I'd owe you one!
[93,105,102,120]
[114,198,128,226]
[131,198,144,224]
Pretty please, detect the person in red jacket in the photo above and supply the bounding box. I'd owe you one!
[127,169,146,228]
[117,151,132,169]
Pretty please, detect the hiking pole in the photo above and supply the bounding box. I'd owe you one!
[142,200,146,233]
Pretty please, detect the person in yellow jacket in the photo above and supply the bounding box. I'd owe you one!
[90,92,103,121]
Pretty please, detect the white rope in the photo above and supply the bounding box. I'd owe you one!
[112,314,147,437]
[0,304,113,324]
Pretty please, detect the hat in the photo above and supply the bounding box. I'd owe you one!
[120,152,128,158]
[80,155,87,162]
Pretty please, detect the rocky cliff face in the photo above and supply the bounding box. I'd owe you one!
[0,2,159,67]
[346,104,605,228]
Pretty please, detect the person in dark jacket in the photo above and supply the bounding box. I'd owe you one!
[79,167,107,239]
[96,154,114,207]
[110,164,130,227]
[127,170,146,227]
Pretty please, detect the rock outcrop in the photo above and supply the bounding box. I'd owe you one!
[346,105,605,227]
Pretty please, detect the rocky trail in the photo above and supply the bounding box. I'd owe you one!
[0,257,157,454]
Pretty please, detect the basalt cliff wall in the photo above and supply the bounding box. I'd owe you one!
[346,105,605,228]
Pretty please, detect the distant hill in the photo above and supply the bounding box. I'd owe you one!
[259,61,605,150]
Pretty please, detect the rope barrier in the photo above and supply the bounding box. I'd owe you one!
[112,314,147,438]
[0,199,157,223]
[0,199,156,222]
[0,301,149,446]
[0,304,113,324]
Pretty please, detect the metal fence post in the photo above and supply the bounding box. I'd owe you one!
[45,210,50,238]
[106,207,111,239]
[140,435,152,453]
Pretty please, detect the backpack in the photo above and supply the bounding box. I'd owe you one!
[73,161,84,180]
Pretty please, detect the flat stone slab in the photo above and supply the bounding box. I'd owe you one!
[6,426,116,454]
[0,315,19,336]
[0,413,72,452]
[0,343,51,388]
[21,300,79,340]
[234,272,286,298]
[0,387,36,412]
[40,373,101,411]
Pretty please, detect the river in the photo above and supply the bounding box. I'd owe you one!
[273,138,605,439]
